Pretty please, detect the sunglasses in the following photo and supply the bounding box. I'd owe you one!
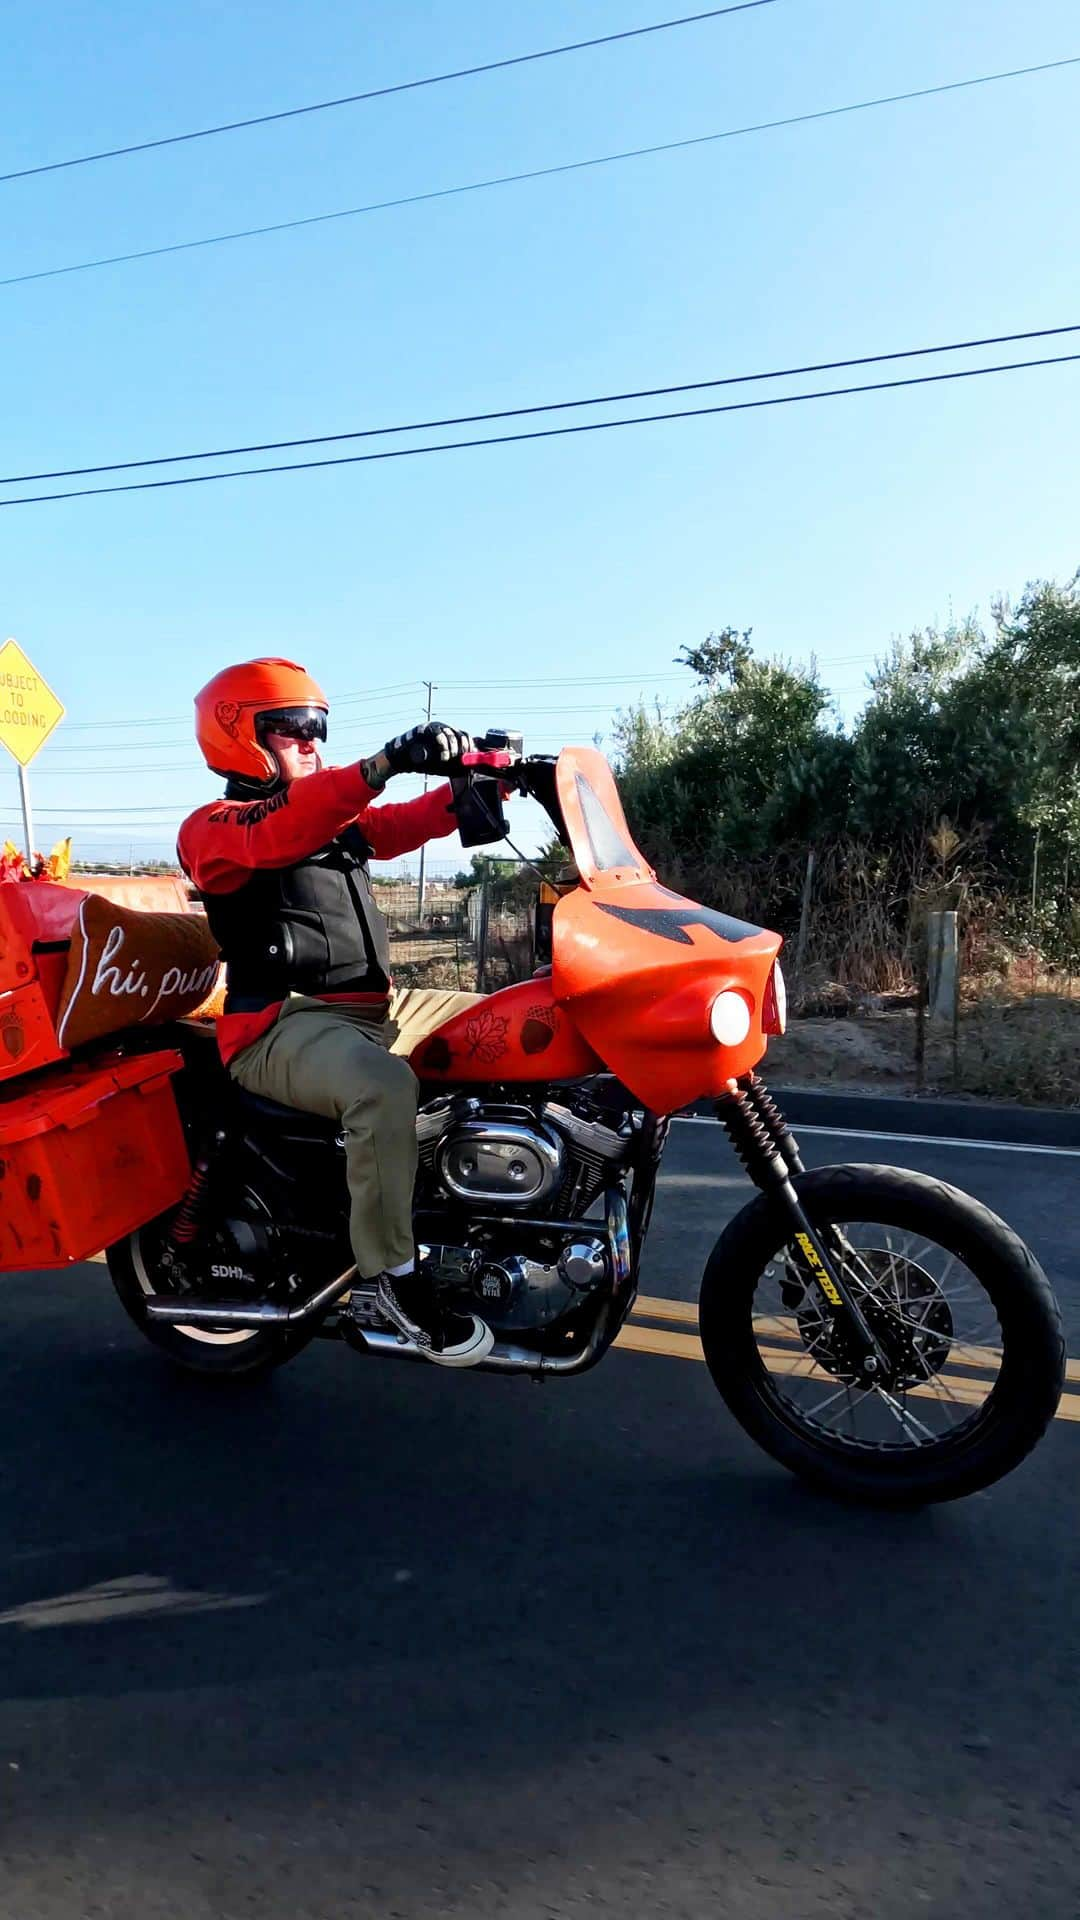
[259,707,328,744]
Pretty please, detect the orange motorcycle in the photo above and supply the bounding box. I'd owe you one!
[0,745,1064,1504]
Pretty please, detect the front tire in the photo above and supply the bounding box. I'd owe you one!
[699,1164,1064,1505]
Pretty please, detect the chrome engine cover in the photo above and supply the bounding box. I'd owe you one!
[475,1233,610,1331]
[435,1119,565,1207]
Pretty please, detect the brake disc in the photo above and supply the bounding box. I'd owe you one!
[788,1243,954,1386]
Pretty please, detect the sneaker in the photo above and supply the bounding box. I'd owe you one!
[375,1269,495,1369]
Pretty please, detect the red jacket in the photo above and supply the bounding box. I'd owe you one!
[178,763,457,1063]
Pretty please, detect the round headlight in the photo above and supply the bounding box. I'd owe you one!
[709,990,752,1048]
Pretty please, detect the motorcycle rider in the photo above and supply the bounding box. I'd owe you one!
[178,657,497,1366]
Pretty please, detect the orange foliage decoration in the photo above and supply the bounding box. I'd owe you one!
[0,838,73,884]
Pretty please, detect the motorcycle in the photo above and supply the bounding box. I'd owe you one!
[16,742,1068,1505]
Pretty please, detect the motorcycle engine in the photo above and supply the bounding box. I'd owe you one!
[415,1089,634,1335]
[467,1237,610,1332]
[434,1114,565,1208]
[417,1091,632,1213]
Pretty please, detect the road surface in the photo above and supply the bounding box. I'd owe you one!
[0,1120,1076,1918]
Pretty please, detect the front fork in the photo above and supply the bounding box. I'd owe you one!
[717,1076,890,1380]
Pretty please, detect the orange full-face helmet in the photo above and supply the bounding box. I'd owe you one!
[194,659,329,788]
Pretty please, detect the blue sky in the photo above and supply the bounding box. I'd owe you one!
[2,0,1078,865]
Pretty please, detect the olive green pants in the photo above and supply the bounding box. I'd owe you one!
[228,988,483,1279]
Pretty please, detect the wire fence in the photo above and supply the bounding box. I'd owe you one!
[374,861,537,990]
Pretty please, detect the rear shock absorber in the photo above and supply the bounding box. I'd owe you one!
[168,1154,214,1248]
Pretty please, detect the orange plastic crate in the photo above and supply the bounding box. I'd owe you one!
[0,1049,190,1271]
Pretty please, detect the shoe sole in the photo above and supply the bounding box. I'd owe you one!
[425,1317,497,1369]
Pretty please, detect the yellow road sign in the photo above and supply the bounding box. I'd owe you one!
[0,639,65,766]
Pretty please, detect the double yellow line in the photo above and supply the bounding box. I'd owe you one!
[87,1250,1078,1425]
[621,1294,1080,1425]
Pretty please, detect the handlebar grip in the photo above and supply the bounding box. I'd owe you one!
[460,749,516,770]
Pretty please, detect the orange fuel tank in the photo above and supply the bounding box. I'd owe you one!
[409,975,602,1084]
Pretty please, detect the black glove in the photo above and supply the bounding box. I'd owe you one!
[383,721,474,776]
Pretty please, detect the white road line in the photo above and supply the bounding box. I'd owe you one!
[671,1116,1080,1159]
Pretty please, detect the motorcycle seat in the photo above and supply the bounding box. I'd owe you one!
[233,1086,342,1140]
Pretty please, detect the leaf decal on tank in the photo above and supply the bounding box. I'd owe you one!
[464,1009,511,1063]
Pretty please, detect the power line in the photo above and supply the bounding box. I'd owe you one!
[55,677,422,731]
[29,664,882,762]
[43,669,694,742]
[0,4,776,186]
[5,322,1077,484]
[28,707,666,780]
[4,349,1078,509]
[4,54,1076,291]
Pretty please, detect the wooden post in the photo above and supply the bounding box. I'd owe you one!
[1030,825,1041,1001]
[926,910,959,1024]
[914,917,926,1093]
[794,846,815,983]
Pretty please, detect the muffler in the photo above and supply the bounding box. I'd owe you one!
[144,1266,356,1329]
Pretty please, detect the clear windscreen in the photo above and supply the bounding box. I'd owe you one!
[554,747,651,887]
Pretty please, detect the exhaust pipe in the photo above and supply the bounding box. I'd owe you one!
[144,1266,357,1329]
[352,1323,604,1377]
[145,1188,634,1354]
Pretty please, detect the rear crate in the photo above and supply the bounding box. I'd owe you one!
[0,1050,190,1270]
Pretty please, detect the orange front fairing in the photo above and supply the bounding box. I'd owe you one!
[550,749,783,1113]
[410,974,602,1084]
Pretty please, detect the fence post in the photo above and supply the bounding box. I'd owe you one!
[794,846,816,982]
[913,910,926,1091]
[475,861,490,994]
[1030,825,1042,1001]
[926,909,959,1024]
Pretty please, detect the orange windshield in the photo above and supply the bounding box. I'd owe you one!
[551,748,782,1112]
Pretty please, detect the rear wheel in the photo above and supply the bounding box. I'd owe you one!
[699,1164,1064,1505]
[107,1198,322,1379]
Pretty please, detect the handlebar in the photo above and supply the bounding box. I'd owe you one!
[460,748,517,771]
[402,728,524,775]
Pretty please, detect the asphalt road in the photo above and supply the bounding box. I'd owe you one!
[0,1120,1077,1919]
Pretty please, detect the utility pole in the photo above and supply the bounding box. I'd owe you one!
[416,680,435,922]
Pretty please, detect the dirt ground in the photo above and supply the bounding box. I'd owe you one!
[766,1011,916,1093]
[767,996,1080,1109]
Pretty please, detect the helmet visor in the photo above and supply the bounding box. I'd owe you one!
[257,705,328,744]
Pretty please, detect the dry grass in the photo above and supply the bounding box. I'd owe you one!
[953,993,1080,1107]
[766,993,1080,1110]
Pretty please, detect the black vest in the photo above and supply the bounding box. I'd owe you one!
[201,825,391,1007]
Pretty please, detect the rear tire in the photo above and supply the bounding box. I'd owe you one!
[699,1164,1064,1506]
[107,1217,320,1380]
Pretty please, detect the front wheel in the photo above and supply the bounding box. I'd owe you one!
[699,1164,1064,1505]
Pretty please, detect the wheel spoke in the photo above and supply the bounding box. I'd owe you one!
[754,1211,1003,1454]
[873,1387,939,1443]
[803,1378,872,1421]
